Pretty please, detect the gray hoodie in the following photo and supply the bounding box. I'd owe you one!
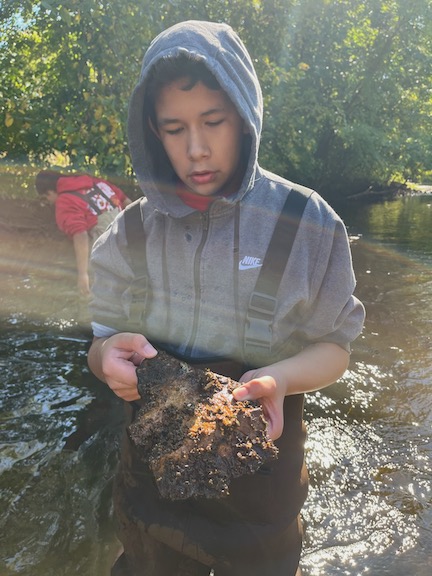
[90,20,365,366]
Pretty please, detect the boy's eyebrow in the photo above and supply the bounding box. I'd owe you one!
[157,107,226,127]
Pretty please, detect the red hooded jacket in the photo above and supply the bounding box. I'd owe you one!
[55,175,128,236]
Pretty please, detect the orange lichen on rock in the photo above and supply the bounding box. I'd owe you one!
[128,351,278,500]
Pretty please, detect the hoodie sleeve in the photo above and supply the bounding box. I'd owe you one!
[55,193,97,236]
[272,191,365,358]
[89,213,136,331]
[293,213,365,352]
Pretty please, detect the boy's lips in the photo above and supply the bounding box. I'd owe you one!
[189,171,216,185]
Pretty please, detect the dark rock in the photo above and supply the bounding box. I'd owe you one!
[128,350,278,500]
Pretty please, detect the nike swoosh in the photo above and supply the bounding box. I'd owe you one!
[239,263,263,270]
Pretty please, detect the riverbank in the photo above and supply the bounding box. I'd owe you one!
[0,197,87,326]
[346,181,432,201]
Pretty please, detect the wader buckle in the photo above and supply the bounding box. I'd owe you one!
[245,291,277,351]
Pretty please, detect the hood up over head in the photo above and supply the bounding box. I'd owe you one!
[127,20,263,217]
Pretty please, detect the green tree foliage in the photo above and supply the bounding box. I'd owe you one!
[1,0,431,197]
[257,0,432,197]
[0,0,156,173]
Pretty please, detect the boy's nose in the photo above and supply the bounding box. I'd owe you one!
[187,130,210,160]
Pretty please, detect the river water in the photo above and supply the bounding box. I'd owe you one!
[1,194,431,575]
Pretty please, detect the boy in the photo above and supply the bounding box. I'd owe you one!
[35,170,131,295]
[87,20,365,576]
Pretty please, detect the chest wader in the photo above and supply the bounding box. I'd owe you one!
[113,190,311,576]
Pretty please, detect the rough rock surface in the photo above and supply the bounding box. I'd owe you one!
[128,351,278,500]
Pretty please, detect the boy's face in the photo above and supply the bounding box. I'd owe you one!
[43,190,57,205]
[153,79,247,197]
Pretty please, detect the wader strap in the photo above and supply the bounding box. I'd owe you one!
[124,201,148,332]
[245,189,310,355]
[124,201,146,273]
[61,183,118,216]
[123,191,310,357]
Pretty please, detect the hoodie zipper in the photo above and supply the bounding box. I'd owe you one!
[184,210,210,355]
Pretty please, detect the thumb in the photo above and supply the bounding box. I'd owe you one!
[125,333,158,358]
[232,377,274,402]
[233,377,284,441]
[128,340,157,367]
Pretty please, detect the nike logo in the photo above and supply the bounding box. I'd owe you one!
[239,256,263,270]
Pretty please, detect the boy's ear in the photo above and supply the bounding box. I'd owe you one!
[149,117,161,140]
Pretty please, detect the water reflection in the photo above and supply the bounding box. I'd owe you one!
[301,195,432,575]
[0,320,123,575]
[343,195,432,255]
[1,195,432,575]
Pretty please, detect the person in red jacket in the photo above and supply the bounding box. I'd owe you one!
[35,170,132,295]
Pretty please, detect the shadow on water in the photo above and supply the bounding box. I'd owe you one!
[1,195,432,575]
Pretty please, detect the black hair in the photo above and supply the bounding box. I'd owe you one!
[35,170,87,195]
[144,54,221,129]
[35,170,64,195]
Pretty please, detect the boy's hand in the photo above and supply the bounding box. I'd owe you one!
[233,369,286,441]
[232,343,350,441]
[89,333,157,402]
[77,271,90,296]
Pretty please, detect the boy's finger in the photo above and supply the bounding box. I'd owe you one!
[127,333,158,357]
[232,379,269,401]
